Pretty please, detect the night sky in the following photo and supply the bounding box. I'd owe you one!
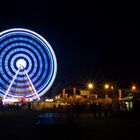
[0,1,140,90]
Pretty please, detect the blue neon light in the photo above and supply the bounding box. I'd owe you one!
[0,28,57,99]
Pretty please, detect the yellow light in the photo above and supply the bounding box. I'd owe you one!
[29,86,32,91]
[45,99,53,102]
[88,83,94,90]
[104,84,109,89]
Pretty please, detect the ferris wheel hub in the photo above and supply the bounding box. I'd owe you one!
[16,59,27,69]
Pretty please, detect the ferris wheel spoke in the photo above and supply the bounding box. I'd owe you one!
[3,68,21,101]
[24,70,40,101]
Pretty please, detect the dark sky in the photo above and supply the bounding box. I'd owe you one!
[0,1,140,89]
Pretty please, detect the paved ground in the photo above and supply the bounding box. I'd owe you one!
[0,110,140,140]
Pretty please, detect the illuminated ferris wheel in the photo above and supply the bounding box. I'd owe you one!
[0,28,57,101]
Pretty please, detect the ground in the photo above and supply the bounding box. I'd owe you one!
[0,110,139,140]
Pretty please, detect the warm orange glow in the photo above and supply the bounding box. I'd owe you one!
[111,86,114,90]
[131,85,136,91]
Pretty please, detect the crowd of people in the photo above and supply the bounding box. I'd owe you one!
[0,99,131,117]
[50,101,130,118]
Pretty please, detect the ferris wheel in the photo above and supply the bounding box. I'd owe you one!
[0,28,57,101]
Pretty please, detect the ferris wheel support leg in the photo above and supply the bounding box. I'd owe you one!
[3,68,21,102]
[24,70,40,101]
